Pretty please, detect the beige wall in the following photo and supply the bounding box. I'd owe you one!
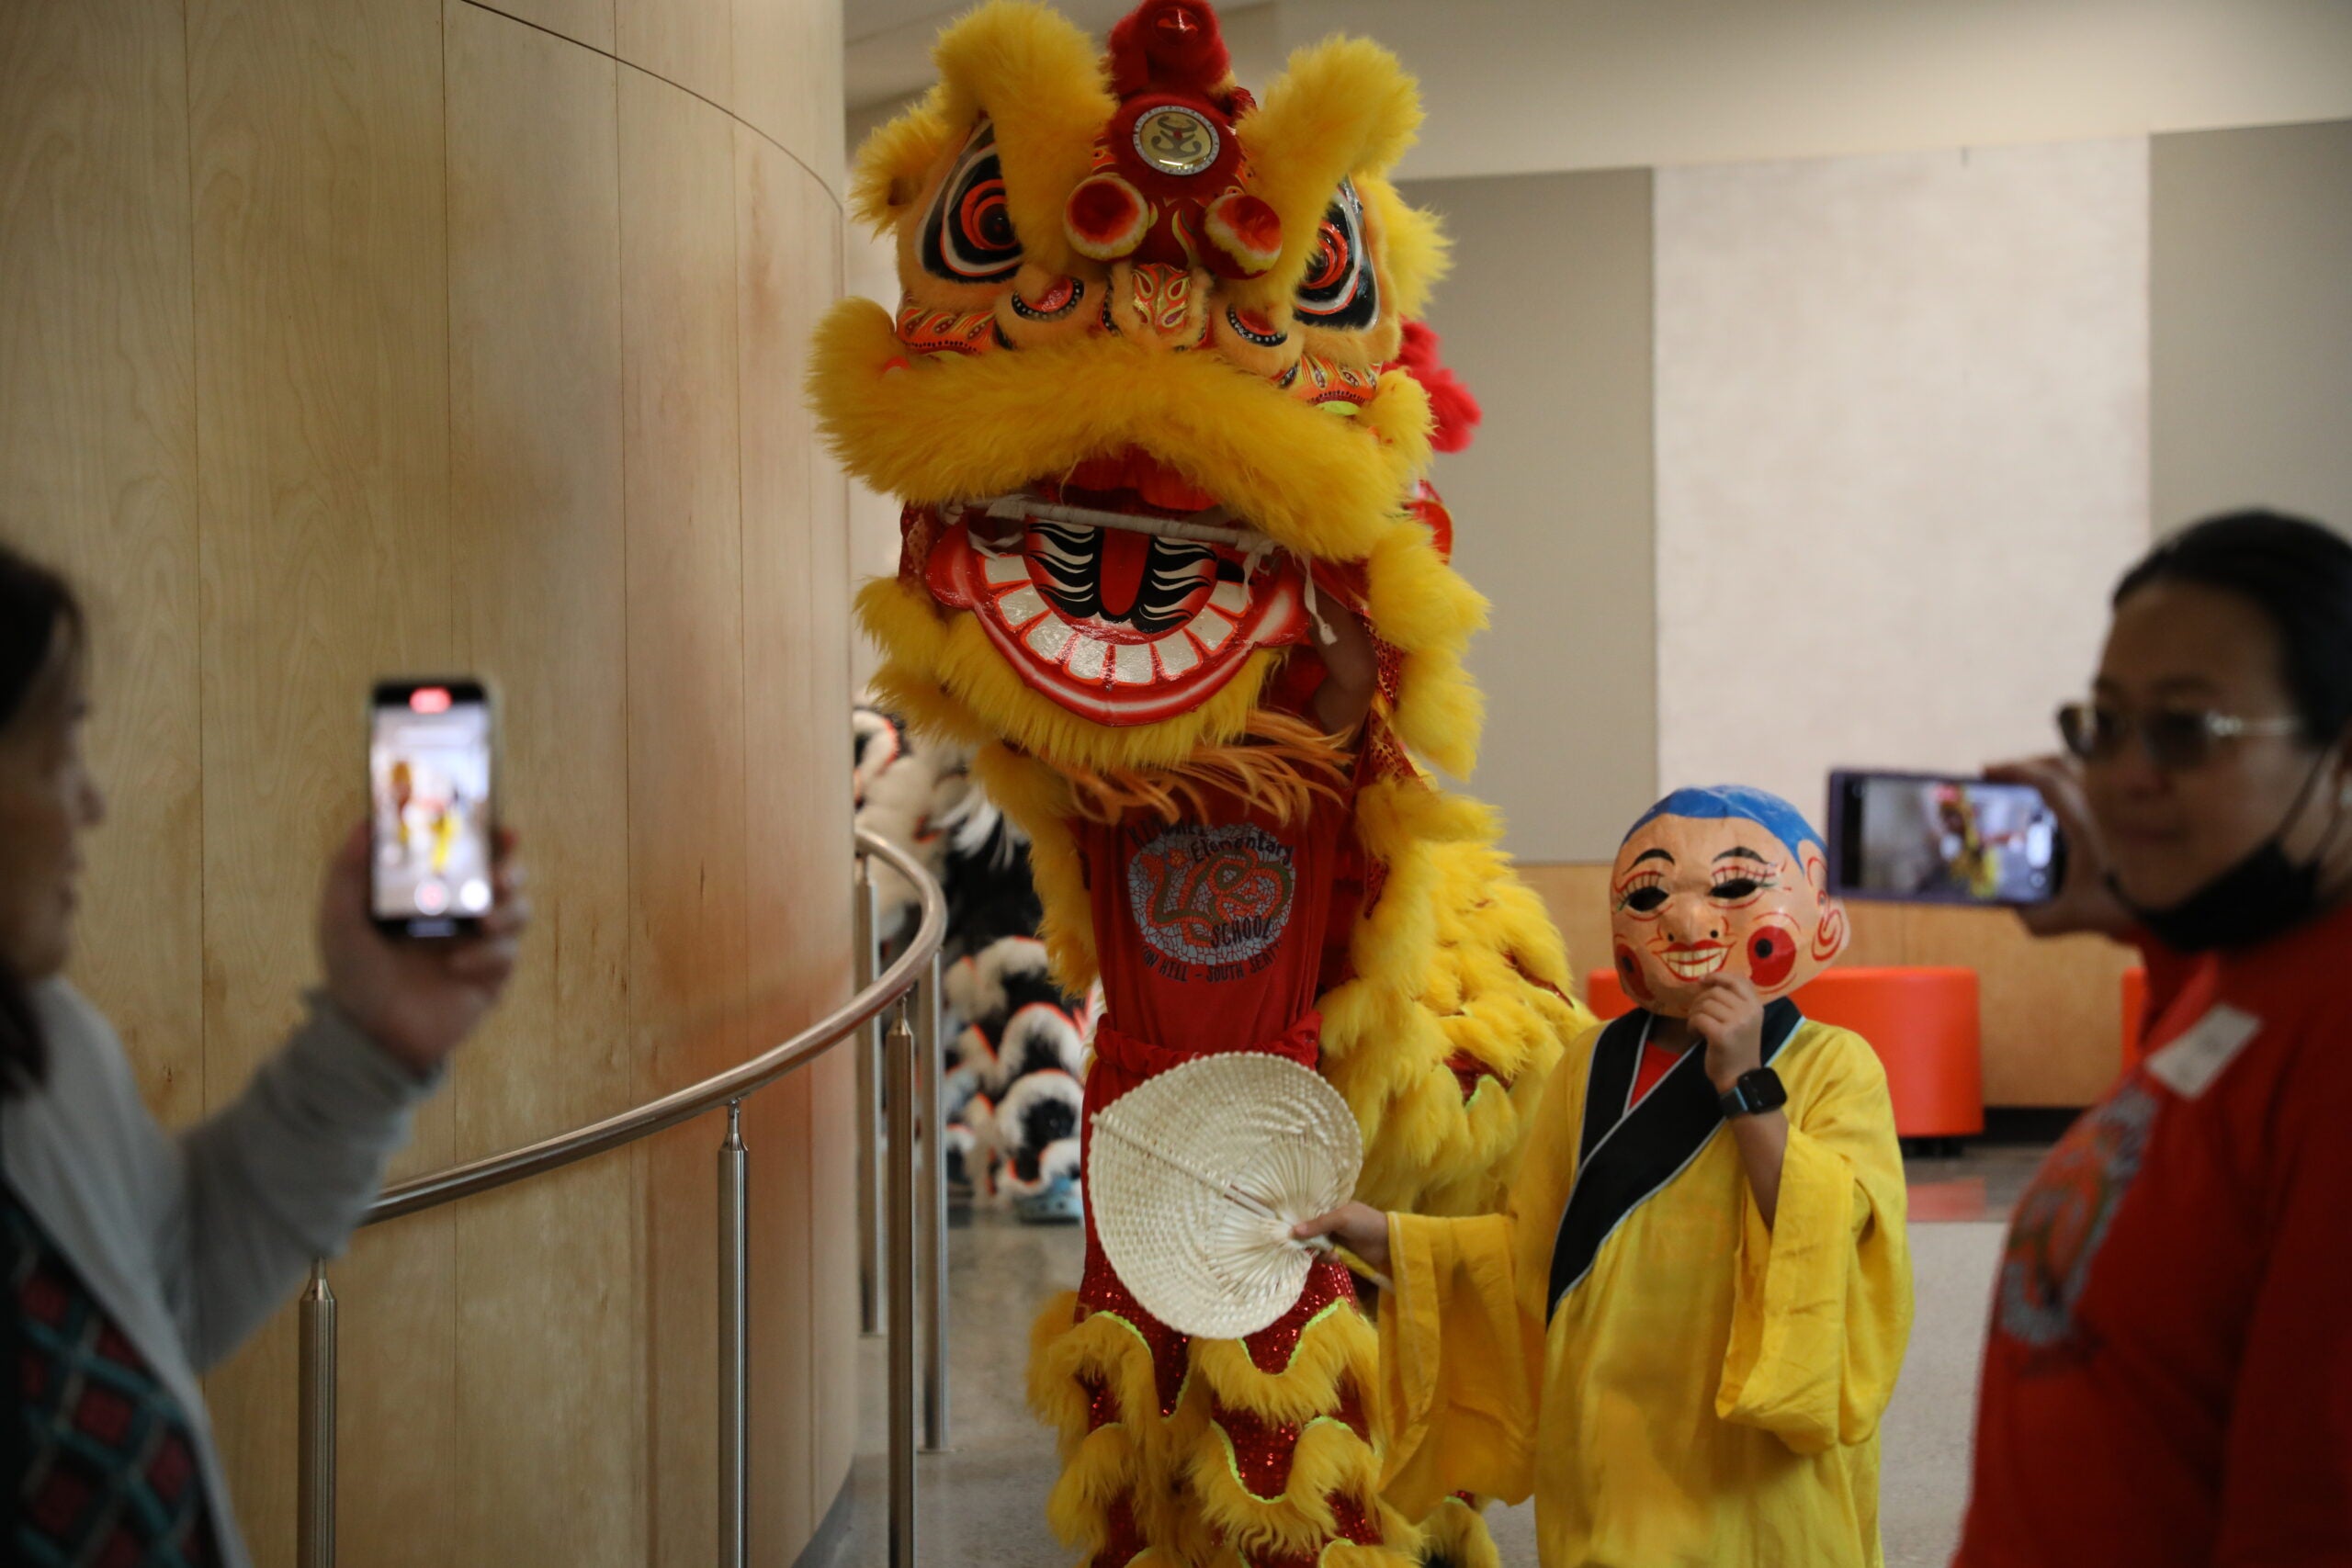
[1279,0,2352,182]
[0,0,857,1562]
[2152,118,2352,535]
[1654,139,2152,818]
[1398,169,1658,864]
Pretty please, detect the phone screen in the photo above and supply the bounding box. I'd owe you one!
[1828,771,2064,906]
[370,680,494,936]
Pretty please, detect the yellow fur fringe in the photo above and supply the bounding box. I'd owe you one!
[1414,1496,1502,1568]
[1231,37,1424,313]
[930,3,1115,275]
[971,744,1098,982]
[850,3,1113,269]
[1360,180,1450,327]
[812,300,1431,568]
[1191,1303,1378,1427]
[1035,1290,1422,1564]
[1191,1416,1382,1555]
[1322,782,1593,1215]
[850,107,958,232]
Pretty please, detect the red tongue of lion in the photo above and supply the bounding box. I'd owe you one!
[1094,526,1151,619]
[1061,448,1216,512]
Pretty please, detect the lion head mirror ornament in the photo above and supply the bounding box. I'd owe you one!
[1609,784,1850,1018]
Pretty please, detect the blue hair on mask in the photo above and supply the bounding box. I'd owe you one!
[1623,784,1826,860]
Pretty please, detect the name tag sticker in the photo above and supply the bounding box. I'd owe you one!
[2145,1003,2262,1099]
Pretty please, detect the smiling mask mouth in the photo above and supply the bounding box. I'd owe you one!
[923,447,1315,727]
[1654,942,1732,982]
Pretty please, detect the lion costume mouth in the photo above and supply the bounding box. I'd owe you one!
[924,446,1312,726]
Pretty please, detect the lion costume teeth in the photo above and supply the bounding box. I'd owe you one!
[813,3,1592,1562]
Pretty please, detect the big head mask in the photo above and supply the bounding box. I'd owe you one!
[1609,785,1850,1018]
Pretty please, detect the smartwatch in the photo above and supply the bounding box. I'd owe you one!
[1719,1067,1787,1119]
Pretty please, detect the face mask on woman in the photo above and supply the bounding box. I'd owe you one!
[2113,751,2347,953]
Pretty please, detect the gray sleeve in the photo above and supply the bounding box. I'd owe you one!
[162,996,442,1371]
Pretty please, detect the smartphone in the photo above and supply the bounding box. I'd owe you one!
[369,679,496,938]
[1826,770,2065,907]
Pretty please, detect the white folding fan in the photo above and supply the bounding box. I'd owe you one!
[1087,1051,1369,1340]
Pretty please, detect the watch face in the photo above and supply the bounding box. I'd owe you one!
[1743,1069,1787,1111]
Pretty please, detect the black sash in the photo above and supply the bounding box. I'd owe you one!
[1544,998,1804,1319]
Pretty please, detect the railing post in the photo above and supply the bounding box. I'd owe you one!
[886,1001,920,1568]
[718,1101,749,1568]
[854,858,885,1337]
[299,1261,336,1568]
[917,949,949,1452]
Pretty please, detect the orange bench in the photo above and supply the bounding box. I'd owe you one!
[1585,965,1986,1147]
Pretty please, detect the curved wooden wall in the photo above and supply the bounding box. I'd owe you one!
[0,0,854,1562]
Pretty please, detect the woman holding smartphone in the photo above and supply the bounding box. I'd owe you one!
[1956,510,2352,1564]
[0,540,527,1567]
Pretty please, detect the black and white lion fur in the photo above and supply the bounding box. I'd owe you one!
[854,700,1092,1214]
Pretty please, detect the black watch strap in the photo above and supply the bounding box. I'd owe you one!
[1719,1066,1788,1119]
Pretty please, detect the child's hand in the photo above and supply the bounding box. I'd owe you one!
[1690,974,1767,1095]
[1293,1201,1391,1277]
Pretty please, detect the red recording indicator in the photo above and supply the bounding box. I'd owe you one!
[409,687,453,714]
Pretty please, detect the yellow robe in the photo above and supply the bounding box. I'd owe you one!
[1376,1008,1913,1568]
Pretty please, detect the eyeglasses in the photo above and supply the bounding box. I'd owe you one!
[2056,702,2303,771]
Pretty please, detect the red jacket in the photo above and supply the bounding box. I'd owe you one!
[1955,901,2352,1565]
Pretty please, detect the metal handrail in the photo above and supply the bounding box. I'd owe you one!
[363,829,945,1224]
[298,827,950,1568]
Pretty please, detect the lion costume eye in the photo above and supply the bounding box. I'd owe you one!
[1293,178,1377,331]
[921,120,1023,285]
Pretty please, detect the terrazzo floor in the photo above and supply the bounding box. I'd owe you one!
[821,1145,2048,1567]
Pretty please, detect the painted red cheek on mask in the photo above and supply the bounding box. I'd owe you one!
[1615,942,1653,1005]
[1747,927,1797,990]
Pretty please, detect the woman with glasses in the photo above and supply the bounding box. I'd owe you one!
[1953,509,2352,1565]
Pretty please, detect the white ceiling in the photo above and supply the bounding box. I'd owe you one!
[845,0,2352,182]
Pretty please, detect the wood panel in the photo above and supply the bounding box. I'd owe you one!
[1521,861,2132,1107]
[731,0,843,193]
[471,0,616,57]
[618,62,748,1568]
[442,6,646,1564]
[0,0,203,1123]
[797,161,859,1520]
[184,0,458,1557]
[616,0,732,117]
[736,124,816,1548]
[12,0,853,1557]
[1903,906,2133,1106]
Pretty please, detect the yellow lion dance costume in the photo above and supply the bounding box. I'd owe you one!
[813,4,1593,1562]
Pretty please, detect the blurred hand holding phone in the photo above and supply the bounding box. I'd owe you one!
[370,679,496,938]
[1826,770,2066,907]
